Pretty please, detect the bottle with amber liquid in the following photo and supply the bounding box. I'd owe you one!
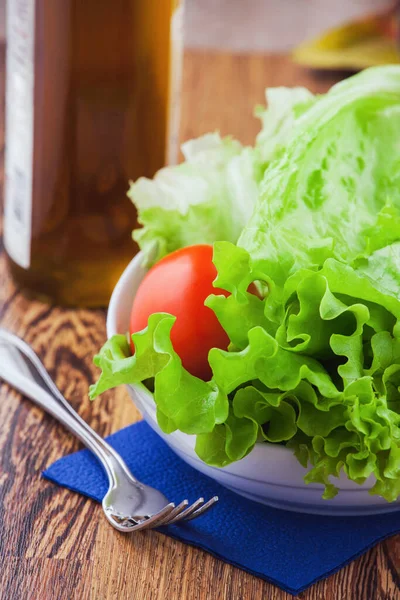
[4,0,183,306]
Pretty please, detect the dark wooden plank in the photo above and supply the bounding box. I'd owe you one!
[0,45,399,600]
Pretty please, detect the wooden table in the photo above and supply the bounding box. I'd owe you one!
[1,48,400,600]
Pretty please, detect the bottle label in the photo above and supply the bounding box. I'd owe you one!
[4,0,35,269]
[166,1,184,166]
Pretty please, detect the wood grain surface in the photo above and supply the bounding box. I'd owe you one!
[0,46,400,600]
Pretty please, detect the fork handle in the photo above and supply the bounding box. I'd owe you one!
[0,360,110,463]
[0,332,136,488]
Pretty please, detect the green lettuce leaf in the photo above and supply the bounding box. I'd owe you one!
[207,243,400,500]
[90,313,229,435]
[128,133,262,265]
[239,65,400,293]
[255,86,316,164]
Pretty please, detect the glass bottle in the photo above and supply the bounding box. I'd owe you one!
[4,0,183,306]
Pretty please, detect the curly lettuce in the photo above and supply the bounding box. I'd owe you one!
[91,66,400,502]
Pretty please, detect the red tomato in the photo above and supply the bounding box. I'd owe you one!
[129,244,230,380]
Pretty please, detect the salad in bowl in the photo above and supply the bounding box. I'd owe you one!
[90,65,400,513]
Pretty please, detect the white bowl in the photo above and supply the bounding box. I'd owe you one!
[107,252,400,516]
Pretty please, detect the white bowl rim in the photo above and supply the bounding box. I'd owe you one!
[107,252,145,340]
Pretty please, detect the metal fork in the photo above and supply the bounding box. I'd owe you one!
[0,328,218,532]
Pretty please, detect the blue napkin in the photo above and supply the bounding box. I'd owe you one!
[43,420,400,596]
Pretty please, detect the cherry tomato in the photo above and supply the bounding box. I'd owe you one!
[129,244,231,380]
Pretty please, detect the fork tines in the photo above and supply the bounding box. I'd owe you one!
[138,496,219,531]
